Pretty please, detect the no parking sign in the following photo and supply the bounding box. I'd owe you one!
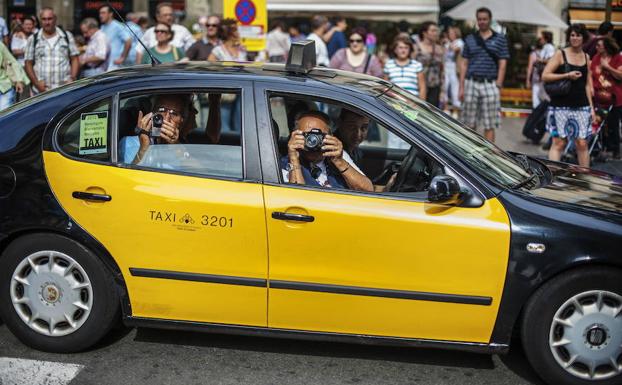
[224,0,267,52]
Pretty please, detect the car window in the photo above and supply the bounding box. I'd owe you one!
[118,91,243,179]
[269,94,444,195]
[56,98,111,162]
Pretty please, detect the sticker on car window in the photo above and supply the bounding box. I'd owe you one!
[79,111,108,155]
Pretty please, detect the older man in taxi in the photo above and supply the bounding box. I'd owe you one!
[281,111,373,191]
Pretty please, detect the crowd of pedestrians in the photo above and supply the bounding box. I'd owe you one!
[0,2,619,166]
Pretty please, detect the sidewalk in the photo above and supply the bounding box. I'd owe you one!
[496,117,622,176]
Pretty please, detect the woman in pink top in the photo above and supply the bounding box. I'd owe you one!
[329,27,383,78]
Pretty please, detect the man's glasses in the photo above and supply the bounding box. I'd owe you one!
[155,29,169,34]
[349,39,363,43]
[154,106,182,118]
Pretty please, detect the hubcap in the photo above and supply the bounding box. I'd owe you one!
[549,290,622,380]
[10,251,93,337]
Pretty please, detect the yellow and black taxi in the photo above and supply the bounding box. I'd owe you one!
[0,43,621,385]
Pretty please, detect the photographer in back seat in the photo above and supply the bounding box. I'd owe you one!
[281,111,373,191]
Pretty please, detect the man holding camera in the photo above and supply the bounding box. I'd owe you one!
[282,111,373,191]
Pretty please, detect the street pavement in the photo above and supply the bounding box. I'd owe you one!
[1,117,618,385]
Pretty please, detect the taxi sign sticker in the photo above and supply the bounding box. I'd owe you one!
[79,111,108,155]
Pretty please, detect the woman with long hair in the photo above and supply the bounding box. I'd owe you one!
[542,24,595,167]
[208,18,247,62]
[329,27,382,77]
[416,21,444,107]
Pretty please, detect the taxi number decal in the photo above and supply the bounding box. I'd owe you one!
[79,111,108,155]
[201,215,233,228]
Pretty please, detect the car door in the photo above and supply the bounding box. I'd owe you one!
[256,83,511,343]
[43,81,268,327]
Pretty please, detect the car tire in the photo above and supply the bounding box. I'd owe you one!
[0,233,119,352]
[521,266,622,385]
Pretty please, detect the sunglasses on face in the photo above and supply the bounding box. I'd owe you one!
[154,106,182,118]
[206,24,219,28]
[349,39,363,43]
[155,29,170,34]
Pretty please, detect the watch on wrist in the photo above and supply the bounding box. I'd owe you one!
[286,162,300,172]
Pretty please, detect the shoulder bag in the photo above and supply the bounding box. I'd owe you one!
[544,50,572,97]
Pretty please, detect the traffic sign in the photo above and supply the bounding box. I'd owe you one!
[224,0,266,52]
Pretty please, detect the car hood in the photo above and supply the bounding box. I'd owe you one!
[525,161,622,214]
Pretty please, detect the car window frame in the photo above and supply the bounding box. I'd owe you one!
[254,81,485,205]
[52,80,261,184]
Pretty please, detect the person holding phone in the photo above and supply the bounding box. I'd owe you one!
[542,24,595,167]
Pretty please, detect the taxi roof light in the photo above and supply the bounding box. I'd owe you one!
[285,40,316,74]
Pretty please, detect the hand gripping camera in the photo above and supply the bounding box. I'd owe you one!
[303,128,325,152]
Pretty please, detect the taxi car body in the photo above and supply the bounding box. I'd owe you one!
[0,59,620,385]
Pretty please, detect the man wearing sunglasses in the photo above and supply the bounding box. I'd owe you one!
[186,15,221,61]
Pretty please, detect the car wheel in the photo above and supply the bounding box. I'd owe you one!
[0,233,119,352]
[521,266,622,385]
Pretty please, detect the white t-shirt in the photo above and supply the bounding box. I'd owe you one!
[307,32,329,67]
[281,151,362,187]
[537,43,555,61]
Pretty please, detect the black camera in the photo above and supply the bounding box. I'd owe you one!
[303,128,325,152]
[151,113,164,137]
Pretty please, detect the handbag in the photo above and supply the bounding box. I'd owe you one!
[544,50,572,97]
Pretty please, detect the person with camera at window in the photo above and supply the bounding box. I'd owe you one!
[281,111,372,191]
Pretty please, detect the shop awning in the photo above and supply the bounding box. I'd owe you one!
[445,0,567,28]
[569,9,622,29]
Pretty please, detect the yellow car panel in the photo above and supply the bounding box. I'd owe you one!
[264,185,510,342]
[43,151,268,326]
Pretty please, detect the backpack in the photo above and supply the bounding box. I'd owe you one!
[31,26,71,65]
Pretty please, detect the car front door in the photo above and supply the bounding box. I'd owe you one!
[256,83,511,343]
[43,81,268,327]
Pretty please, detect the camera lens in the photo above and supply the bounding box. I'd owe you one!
[152,113,164,128]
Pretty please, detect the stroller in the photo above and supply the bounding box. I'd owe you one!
[561,104,612,164]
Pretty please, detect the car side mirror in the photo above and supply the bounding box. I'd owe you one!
[428,175,463,205]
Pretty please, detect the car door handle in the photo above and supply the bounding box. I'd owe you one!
[271,212,314,222]
[72,191,112,202]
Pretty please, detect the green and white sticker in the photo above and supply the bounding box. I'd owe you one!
[79,111,108,155]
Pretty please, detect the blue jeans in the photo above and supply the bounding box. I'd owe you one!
[0,88,16,110]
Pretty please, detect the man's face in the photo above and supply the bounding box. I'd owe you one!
[339,113,369,149]
[206,16,220,38]
[157,6,174,25]
[40,10,56,33]
[80,25,91,38]
[337,20,347,31]
[476,11,491,32]
[99,8,112,24]
[154,96,185,129]
[298,116,329,162]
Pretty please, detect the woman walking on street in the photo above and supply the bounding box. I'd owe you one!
[443,26,463,110]
[542,24,595,167]
[208,19,247,62]
[140,23,184,64]
[0,42,27,109]
[416,21,444,107]
[591,37,622,159]
[384,35,426,99]
[329,27,383,77]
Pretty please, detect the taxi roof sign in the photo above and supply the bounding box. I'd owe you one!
[285,40,316,74]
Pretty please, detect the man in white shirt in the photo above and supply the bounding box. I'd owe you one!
[282,110,372,191]
[136,2,195,64]
[307,16,329,67]
[79,18,109,77]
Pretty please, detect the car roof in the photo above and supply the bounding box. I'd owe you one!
[90,62,393,97]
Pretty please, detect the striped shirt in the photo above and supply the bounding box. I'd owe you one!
[462,31,510,80]
[383,59,423,96]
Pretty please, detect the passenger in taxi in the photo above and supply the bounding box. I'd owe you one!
[119,93,222,164]
[281,111,373,191]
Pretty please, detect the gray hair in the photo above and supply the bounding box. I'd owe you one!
[81,17,99,30]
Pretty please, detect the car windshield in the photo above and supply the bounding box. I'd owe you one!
[379,86,531,189]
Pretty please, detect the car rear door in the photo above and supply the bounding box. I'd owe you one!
[43,81,268,327]
[255,82,511,343]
